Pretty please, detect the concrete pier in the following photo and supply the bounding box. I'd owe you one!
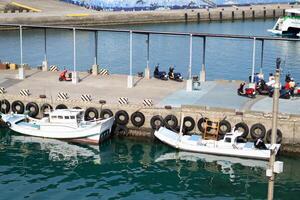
[0,1,299,26]
[0,69,300,154]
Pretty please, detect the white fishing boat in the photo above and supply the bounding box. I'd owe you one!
[0,109,114,144]
[268,8,300,36]
[154,127,281,160]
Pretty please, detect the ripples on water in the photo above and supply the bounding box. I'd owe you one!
[0,19,299,81]
[0,129,300,199]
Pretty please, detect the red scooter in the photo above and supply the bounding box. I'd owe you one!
[237,82,256,98]
[59,70,72,81]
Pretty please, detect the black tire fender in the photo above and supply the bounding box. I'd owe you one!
[11,100,25,114]
[25,102,39,118]
[183,116,195,133]
[150,115,164,130]
[234,122,249,138]
[131,111,145,127]
[84,107,99,121]
[218,120,231,135]
[266,129,282,144]
[100,109,113,119]
[250,123,266,139]
[0,99,10,114]
[115,110,129,125]
[55,104,68,110]
[197,117,207,133]
[164,114,178,130]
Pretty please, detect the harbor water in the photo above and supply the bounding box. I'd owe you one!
[0,129,300,199]
[0,19,299,81]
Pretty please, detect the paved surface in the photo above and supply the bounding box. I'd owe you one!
[0,69,299,115]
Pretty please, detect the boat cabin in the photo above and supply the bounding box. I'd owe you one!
[48,109,84,124]
[285,9,300,17]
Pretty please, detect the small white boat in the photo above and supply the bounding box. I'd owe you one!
[154,127,281,160]
[268,8,300,36]
[0,109,114,145]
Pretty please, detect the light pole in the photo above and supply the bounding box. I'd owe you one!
[127,31,133,88]
[267,58,281,200]
[18,25,25,80]
[186,34,193,91]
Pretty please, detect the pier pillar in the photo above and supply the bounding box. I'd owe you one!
[145,34,151,79]
[200,64,206,82]
[200,36,206,82]
[127,75,133,88]
[92,64,98,76]
[42,60,48,71]
[18,66,25,80]
[128,31,134,88]
[72,71,79,84]
[19,25,25,80]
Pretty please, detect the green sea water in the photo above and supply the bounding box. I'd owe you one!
[0,129,299,200]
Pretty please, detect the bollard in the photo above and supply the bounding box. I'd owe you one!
[18,66,25,80]
[42,61,48,71]
[92,64,98,76]
[144,67,150,79]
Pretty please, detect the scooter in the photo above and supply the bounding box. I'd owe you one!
[154,65,168,80]
[269,87,291,99]
[59,70,72,81]
[168,66,183,82]
[256,79,273,96]
[237,82,256,98]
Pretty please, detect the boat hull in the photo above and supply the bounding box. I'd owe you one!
[1,114,114,145]
[154,127,280,160]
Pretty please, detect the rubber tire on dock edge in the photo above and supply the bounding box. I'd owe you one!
[115,110,129,125]
[100,109,113,119]
[150,115,164,130]
[234,122,249,138]
[0,99,10,114]
[183,116,195,133]
[250,123,266,139]
[131,111,145,127]
[84,107,99,121]
[164,114,178,130]
[25,102,39,118]
[12,100,25,114]
[266,129,282,144]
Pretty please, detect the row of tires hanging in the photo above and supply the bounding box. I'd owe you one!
[0,99,282,143]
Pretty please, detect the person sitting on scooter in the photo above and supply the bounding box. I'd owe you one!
[168,67,174,79]
[289,78,296,97]
[266,73,275,88]
[238,82,246,95]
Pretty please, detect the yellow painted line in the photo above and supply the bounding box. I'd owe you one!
[66,13,90,17]
[11,2,41,12]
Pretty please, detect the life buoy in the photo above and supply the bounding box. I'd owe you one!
[218,120,231,135]
[11,100,25,114]
[55,104,68,110]
[115,110,129,125]
[266,129,282,144]
[250,123,266,139]
[131,111,145,127]
[114,125,129,136]
[100,109,113,119]
[84,107,99,121]
[164,114,178,130]
[197,117,212,133]
[234,122,249,138]
[183,116,195,133]
[150,115,164,130]
[5,121,11,128]
[0,99,10,114]
[25,102,39,118]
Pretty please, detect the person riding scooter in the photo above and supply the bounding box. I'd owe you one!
[168,66,183,82]
[153,64,168,80]
[59,70,72,81]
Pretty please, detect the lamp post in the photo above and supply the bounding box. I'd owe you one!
[186,34,193,91]
[127,31,133,88]
[18,25,25,80]
[267,58,281,200]
[42,28,48,71]
[72,28,79,84]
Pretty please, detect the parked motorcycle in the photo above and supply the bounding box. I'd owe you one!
[154,65,168,80]
[237,82,256,98]
[168,66,183,82]
[59,70,72,81]
[256,79,273,95]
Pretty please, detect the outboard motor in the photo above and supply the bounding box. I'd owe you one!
[254,138,267,150]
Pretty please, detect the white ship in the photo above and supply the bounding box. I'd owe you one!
[268,8,300,36]
[0,109,114,144]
